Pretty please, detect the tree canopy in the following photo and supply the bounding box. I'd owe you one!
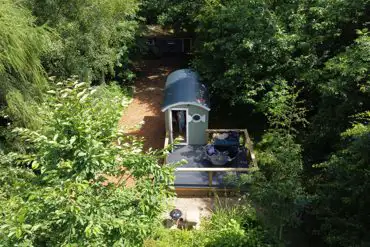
[28,0,140,81]
[1,0,370,246]
[0,0,49,128]
[0,80,174,246]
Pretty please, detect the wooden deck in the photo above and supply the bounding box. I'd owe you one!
[167,145,249,188]
[164,129,257,196]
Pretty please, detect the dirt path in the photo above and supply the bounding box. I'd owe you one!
[119,58,185,150]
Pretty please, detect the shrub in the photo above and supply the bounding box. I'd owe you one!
[0,79,174,246]
[145,202,273,247]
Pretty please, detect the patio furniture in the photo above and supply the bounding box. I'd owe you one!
[170,209,182,220]
[212,131,240,147]
[205,144,237,166]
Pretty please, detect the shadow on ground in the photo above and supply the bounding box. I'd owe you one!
[119,57,189,151]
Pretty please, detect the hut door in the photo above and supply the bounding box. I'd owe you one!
[170,109,188,145]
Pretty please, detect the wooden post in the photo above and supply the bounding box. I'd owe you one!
[163,131,170,166]
[208,171,213,187]
[176,167,251,172]
[243,129,257,166]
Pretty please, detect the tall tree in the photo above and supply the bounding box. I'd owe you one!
[250,82,307,241]
[28,0,140,81]
[193,0,285,104]
[304,32,370,164]
[312,112,370,247]
[140,0,205,33]
[0,0,49,128]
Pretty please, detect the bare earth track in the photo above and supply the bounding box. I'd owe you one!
[119,58,185,151]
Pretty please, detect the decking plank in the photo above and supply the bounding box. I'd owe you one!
[166,145,249,188]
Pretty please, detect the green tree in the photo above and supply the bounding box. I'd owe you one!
[250,83,307,241]
[258,80,307,133]
[140,0,204,33]
[304,31,370,164]
[312,112,370,247]
[252,130,305,241]
[0,80,174,246]
[193,0,370,105]
[193,0,286,104]
[27,0,140,82]
[0,0,49,128]
[190,3,370,243]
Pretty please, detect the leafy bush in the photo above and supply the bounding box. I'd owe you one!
[193,0,370,105]
[0,80,173,246]
[140,0,204,32]
[303,32,370,163]
[204,203,269,247]
[193,0,283,104]
[145,202,273,247]
[251,131,306,241]
[28,0,140,82]
[312,112,370,247]
[0,0,49,128]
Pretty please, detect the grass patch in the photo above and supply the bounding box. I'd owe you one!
[145,199,276,247]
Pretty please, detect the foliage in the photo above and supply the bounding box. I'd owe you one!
[193,0,370,105]
[0,0,49,128]
[0,80,174,246]
[311,112,370,247]
[190,2,370,243]
[259,80,307,133]
[303,31,370,163]
[245,82,308,241]
[139,0,168,25]
[203,202,271,246]
[140,0,204,33]
[145,202,273,247]
[193,0,285,104]
[157,0,205,33]
[9,80,128,180]
[27,0,140,82]
[251,131,306,241]
[144,228,204,247]
[1,0,370,245]
[192,0,370,160]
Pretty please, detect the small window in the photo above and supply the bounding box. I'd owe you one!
[192,114,201,122]
[147,39,155,46]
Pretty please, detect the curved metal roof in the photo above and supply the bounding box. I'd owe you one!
[161,69,210,112]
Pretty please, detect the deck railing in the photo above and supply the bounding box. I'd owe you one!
[164,128,258,189]
[175,167,253,187]
[163,131,170,165]
[205,129,257,167]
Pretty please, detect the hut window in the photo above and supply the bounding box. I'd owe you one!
[192,114,204,123]
[147,39,155,46]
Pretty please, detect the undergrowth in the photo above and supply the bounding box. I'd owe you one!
[144,199,276,247]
